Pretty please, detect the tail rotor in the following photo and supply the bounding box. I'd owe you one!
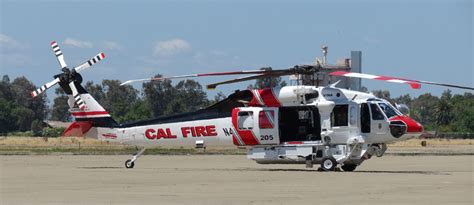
[31,40,106,110]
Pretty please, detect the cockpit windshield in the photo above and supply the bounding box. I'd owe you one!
[378,103,400,119]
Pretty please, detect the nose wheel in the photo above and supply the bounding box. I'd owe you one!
[125,159,135,168]
[125,147,146,169]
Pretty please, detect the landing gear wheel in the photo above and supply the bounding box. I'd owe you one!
[341,164,357,172]
[125,159,135,169]
[320,157,337,171]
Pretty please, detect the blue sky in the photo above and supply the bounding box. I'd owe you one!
[1,0,472,103]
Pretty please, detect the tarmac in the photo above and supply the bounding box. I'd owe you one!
[1,155,473,204]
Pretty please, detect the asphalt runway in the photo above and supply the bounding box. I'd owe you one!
[1,155,472,204]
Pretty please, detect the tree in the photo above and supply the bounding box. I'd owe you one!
[11,77,48,122]
[84,81,105,103]
[372,90,391,100]
[143,74,177,117]
[248,67,287,89]
[171,79,209,113]
[0,98,18,134]
[410,93,439,130]
[122,100,152,122]
[143,75,211,117]
[160,79,210,115]
[50,87,70,122]
[449,92,474,132]
[101,80,139,122]
[0,76,48,133]
[393,94,412,106]
[209,91,227,105]
[434,90,453,130]
[0,76,18,133]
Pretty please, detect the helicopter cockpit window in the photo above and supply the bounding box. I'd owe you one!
[238,111,254,130]
[378,103,399,119]
[331,105,349,127]
[370,104,385,120]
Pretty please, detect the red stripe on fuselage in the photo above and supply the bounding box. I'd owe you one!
[71,111,110,116]
[231,108,259,145]
[249,88,280,107]
[258,89,280,107]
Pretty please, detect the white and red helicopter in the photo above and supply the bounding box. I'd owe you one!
[32,41,473,171]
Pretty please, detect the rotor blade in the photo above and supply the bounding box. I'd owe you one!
[68,82,87,110]
[120,69,285,86]
[415,80,474,90]
[329,71,421,89]
[31,78,60,97]
[73,53,106,73]
[206,73,285,90]
[51,41,68,69]
[329,71,474,90]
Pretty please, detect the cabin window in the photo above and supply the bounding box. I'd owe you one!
[331,105,349,127]
[304,92,319,101]
[259,110,275,129]
[370,104,385,120]
[361,103,371,133]
[378,103,398,119]
[238,111,254,130]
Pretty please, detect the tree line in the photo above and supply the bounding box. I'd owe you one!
[0,74,472,135]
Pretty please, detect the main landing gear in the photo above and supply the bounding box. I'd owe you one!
[125,147,146,169]
[320,157,337,171]
[318,158,358,172]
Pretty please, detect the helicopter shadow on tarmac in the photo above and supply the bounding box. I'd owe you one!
[77,167,447,175]
[78,166,123,169]
[236,168,448,175]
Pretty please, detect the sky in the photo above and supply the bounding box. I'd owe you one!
[1,0,472,103]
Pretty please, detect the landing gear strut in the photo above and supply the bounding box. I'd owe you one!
[125,147,146,169]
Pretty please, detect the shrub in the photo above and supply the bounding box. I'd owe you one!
[42,127,66,138]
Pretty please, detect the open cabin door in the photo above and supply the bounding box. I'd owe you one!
[231,107,279,146]
[279,106,321,143]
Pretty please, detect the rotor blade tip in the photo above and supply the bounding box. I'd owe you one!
[51,41,56,45]
[410,83,421,89]
[100,53,105,58]
[31,92,36,97]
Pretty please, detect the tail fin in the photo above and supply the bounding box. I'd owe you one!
[59,75,119,137]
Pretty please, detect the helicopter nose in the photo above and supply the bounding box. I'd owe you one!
[390,115,424,133]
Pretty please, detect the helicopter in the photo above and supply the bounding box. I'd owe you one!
[32,41,473,171]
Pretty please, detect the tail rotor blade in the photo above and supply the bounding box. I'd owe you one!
[31,78,60,97]
[73,52,106,73]
[51,41,68,69]
[68,82,87,110]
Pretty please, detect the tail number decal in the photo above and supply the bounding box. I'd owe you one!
[260,135,274,141]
